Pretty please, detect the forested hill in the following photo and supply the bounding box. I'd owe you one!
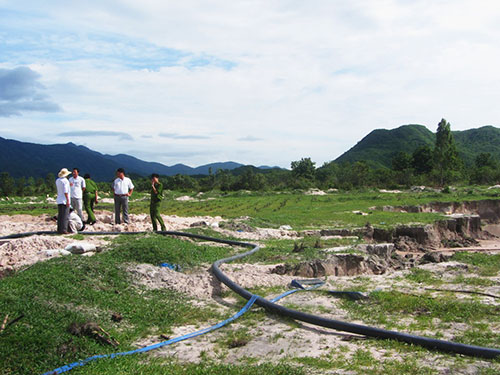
[0,137,250,181]
[335,124,500,168]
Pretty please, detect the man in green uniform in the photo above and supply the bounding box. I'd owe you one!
[83,173,98,225]
[150,173,166,231]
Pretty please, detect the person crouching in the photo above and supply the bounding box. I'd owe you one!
[68,207,85,233]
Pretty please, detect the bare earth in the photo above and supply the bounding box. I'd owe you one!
[0,210,299,275]
[1,211,500,373]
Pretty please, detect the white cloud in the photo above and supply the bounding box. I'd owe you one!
[1,1,500,167]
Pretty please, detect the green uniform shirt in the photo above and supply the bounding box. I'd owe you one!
[151,182,164,204]
[85,179,98,195]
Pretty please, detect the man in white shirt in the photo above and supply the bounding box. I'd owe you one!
[55,168,71,234]
[69,168,86,220]
[113,168,134,224]
[68,208,84,233]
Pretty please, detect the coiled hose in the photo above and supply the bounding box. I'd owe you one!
[2,229,499,359]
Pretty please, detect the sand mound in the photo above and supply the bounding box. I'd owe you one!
[0,235,109,277]
[129,263,296,299]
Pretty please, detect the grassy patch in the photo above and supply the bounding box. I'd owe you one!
[243,237,360,265]
[341,290,500,329]
[451,252,500,276]
[73,357,306,375]
[109,233,234,268]
[454,323,500,348]
[405,268,443,285]
[218,327,252,349]
[0,235,230,375]
[451,274,496,287]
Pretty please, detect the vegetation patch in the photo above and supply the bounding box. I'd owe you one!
[0,236,226,375]
[451,252,500,276]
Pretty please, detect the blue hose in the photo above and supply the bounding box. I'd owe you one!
[41,282,324,374]
[41,295,259,375]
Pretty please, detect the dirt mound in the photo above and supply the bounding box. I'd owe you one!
[0,235,109,277]
[128,263,296,299]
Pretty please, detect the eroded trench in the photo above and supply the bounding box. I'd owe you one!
[272,199,500,278]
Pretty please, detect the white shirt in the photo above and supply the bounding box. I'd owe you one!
[113,177,134,195]
[68,211,83,231]
[69,176,86,199]
[56,177,70,205]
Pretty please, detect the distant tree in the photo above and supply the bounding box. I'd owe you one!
[411,146,433,175]
[35,178,46,194]
[316,161,339,188]
[45,173,56,194]
[215,169,233,191]
[475,153,497,169]
[434,118,461,185]
[26,177,36,196]
[231,169,267,191]
[0,172,16,196]
[16,177,26,196]
[391,152,411,171]
[471,153,499,185]
[291,157,316,180]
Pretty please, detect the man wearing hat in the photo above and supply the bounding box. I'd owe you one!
[55,168,71,234]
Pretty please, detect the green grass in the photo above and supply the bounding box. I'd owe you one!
[109,233,235,267]
[74,358,306,374]
[405,268,443,285]
[340,290,500,330]
[451,274,496,287]
[242,237,360,264]
[3,189,500,229]
[0,235,234,375]
[451,252,500,276]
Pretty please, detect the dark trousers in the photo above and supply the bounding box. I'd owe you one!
[57,204,69,234]
[114,195,129,224]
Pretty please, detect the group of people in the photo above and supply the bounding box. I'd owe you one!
[55,168,99,234]
[55,167,166,234]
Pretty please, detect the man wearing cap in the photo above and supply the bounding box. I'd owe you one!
[150,173,166,231]
[55,168,71,234]
[83,173,98,225]
[69,168,86,221]
[113,168,134,224]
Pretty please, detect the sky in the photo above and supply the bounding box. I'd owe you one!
[1,1,500,168]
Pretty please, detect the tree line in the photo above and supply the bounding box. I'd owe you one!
[1,119,499,197]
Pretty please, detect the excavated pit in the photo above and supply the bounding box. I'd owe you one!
[285,211,494,278]
[271,243,409,278]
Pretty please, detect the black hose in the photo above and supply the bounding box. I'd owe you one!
[2,230,499,359]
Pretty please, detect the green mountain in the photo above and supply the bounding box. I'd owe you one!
[335,124,500,168]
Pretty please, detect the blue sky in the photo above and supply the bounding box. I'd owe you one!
[1,1,500,167]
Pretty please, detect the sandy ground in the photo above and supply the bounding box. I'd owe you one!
[2,210,500,372]
[129,263,297,299]
[0,211,303,276]
[133,265,499,374]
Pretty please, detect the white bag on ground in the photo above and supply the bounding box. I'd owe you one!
[65,242,96,254]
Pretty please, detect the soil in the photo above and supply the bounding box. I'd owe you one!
[0,211,303,276]
[2,208,500,373]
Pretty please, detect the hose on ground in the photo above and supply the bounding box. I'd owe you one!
[1,229,500,359]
